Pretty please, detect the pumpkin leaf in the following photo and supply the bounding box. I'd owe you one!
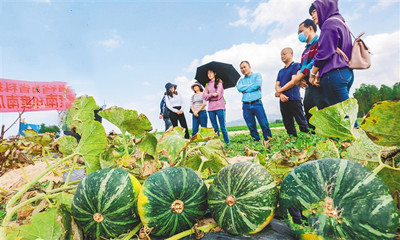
[315,140,340,159]
[6,206,71,240]
[202,153,229,173]
[199,139,225,159]
[137,133,158,157]
[265,151,296,185]
[309,98,358,141]
[0,141,14,153]
[185,152,226,179]
[157,127,190,165]
[124,113,152,135]
[376,164,400,212]
[185,153,202,171]
[198,139,228,173]
[141,159,159,177]
[57,135,78,156]
[66,95,98,135]
[54,192,74,210]
[74,120,108,175]
[361,100,400,146]
[98,107,152,135]
[190,127,218,143]
[23,130,56,147]
[341,130,381,169]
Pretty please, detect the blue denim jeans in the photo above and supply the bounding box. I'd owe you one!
[320,67,354,108]
[242,101,272,141]
[208,109,229,144]
[192,110,208,136]
[163,117,172,131]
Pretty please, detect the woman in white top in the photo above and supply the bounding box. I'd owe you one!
[190,81,207,136]
[164,82,189,139]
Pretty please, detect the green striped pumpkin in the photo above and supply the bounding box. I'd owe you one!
[208,161,278,235]
[138,166,208,237]
[279,158,399,240]
[71,168,141,240]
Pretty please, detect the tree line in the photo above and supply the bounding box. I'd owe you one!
[353,82,400,117]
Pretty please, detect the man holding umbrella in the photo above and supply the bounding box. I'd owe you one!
[236,61,272,142]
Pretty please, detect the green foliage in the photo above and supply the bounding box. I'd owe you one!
[39,124,60,135]
[361,100,400,146]
[353,83,400,117]
[6,206,71,240]
[341,129,381,169]
[23,129,56,147]
[156,127,190,166]
[137,132,158,157]
[74,120,108,175]
[66,95,99,135]
[98,106,152,135]
[309,98,358,141]
[57,135,78,156]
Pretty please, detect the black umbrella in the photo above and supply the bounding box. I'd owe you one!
[194,61,241,89]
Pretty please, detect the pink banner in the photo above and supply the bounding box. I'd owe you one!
[0,78,75,112]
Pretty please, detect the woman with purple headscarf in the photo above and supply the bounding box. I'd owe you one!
[308,0,354,109]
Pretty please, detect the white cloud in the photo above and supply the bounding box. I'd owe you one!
[122,64,132,70]
[35,0,51,4]
[230,0,313,36]
[375,0,397,9]
[185,59,200,73]
[97,32,122,49]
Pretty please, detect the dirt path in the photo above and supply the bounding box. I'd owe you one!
[0,161,63,193]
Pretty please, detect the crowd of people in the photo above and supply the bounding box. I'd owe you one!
[159,0,356,148]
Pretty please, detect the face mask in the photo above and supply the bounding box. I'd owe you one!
[298,31,308,43]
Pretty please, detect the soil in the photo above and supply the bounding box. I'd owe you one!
[0,161,63,194]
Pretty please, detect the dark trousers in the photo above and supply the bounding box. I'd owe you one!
[170,112,190,139]
[304,85,326,130]
[280,100,309,137]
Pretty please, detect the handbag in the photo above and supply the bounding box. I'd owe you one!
[331,17,372,70]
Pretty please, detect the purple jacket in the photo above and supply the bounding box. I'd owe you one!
[312,0,352,77]
[203,80,225,111]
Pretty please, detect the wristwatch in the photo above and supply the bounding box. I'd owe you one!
[310,71,317,76]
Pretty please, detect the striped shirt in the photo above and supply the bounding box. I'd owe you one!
[299,35,319,84]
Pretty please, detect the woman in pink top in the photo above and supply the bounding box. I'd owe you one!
[203,69,229,145]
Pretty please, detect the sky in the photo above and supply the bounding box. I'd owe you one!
[1,0,400,137]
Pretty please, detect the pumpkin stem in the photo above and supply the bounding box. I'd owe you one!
[226,195,236,206]
[93,213,104,223]
[171,200,184,214]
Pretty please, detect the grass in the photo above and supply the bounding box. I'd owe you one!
[225,128,325,158]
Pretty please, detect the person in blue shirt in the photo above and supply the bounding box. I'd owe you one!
[159,93,172,131]
[236,61,272,142]
[275,48,309,137]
